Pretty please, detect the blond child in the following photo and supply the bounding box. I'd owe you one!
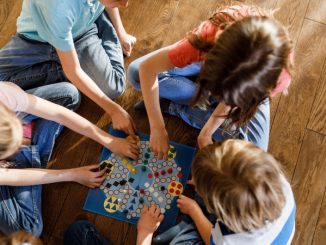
[168,140,295,244]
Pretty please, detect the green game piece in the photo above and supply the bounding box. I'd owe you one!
[143,160,148,165]
[139,198,144,204]
[144,153,150,159]
[169,147,176,153]
[141,166,147,172]
[168,153,174,158]
[147,148,151,152]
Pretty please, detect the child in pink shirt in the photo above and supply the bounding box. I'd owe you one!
[128,4,293,157]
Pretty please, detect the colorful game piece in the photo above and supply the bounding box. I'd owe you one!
[139,197,144,204]
[168,145,177,160]
[177,172,182,179]
[167,168,173,174]
[154,172,159,177]
[141,166,147,172]
[168,181,183,196]
[148,173,153,179]
[161,170,166,175]
[140,189,145,194]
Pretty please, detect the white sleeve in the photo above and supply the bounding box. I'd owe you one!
[0,82,29,112]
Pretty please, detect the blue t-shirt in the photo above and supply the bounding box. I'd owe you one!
[17,0,105,51]
[210,176,296,245]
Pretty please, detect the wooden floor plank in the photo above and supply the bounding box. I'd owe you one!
[269,19,326,177]
[291,130,326,245]
[307,60,326,135]
[306,0,326,25]
[312,191,326,245]
[0,0,22,47]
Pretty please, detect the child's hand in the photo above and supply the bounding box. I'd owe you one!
[119,32,137,57]
[137,204,164,235]
[177,195,201,216]
[110,104,136,136]
[107,137,139,159]
[71,164,106,188]
[197,131,213,149]
[150,127,170,160]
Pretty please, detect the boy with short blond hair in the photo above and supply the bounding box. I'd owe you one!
[170,140,295,245]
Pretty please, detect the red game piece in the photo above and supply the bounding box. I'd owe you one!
[171,182,176,187]
[140,189,145,194]
[175,190,180,195]
[177,173,182,178]
[169,188,174,193]
[154,172,159,177]
[148,173,153,179]
[167,168,173,174]
[161,170,166,175]
[177,184,182,189]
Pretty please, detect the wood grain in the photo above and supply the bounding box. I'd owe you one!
[291,130,326,245]
[306,0,326,25]
[312,191,326,245]
[307,61,326,135]
[269,19,326,177]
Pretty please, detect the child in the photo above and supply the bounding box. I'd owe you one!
[128,5,293,158]
[161,140,295,244]
[0,81,138,236]
[0,0,136,136]
[63,204,164,245]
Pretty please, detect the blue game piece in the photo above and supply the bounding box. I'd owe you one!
[112,205,116,211]
[123,209,128,214]
[131,198,136,204]
[133,192,138,197]
[129,205,134,211]
[114,199,119,204]
[135,185,140,190]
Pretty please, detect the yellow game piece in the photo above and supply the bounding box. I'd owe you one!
[131,168,137,174]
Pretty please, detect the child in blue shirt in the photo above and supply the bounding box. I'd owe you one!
[0,0,137,139]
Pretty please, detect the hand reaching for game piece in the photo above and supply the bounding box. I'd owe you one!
[107,137,139,160]
[177,195,201,217]
[119,32,137,57]
[137,204,164,245]
[110,104,136,136]
[71,164,106,188]
[150,127,170,160]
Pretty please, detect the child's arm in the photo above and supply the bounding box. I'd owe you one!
[25,92,139,159]
[139,47,175,159]
[0,164,106,188]
[177,195,213,245]
[106,7,137,57]
[137,204,164,245]
[56,49,136,136]
[197,102,231,149]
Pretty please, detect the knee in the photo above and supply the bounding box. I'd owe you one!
[127,60,141,90]
[60,82,82,111]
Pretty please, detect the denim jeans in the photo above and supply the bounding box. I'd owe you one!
[0,82,81,237]
[64,220,109,245]
[0,11,125,99]
[128,49,270,151]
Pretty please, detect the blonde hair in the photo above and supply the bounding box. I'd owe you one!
[192,139,286,232]
[0,231,42,245]
[0,102,23,159]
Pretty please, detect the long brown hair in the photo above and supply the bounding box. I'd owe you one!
[189,7,292,126]
[192,140,286,232]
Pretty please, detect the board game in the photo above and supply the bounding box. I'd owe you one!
[84,128,196,232]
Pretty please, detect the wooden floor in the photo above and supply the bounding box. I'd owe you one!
[1,0,326,244]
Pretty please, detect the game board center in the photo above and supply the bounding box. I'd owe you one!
[128,164,154,191]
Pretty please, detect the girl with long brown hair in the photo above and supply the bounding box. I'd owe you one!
[128,4,293,158]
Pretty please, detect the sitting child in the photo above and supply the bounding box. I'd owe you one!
[157,139,296,244]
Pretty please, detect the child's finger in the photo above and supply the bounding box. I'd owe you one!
[154,205,161,217]
[88,164,101,170]
[149,204,157,213]
[158,214,164,222]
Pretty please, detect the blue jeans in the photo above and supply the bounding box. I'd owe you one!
[128,49,270,151]
[0,11,125,99]
[64,220,109,245]
[0,82,81,237]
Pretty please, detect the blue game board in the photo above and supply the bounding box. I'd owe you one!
[84,128,196,232]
